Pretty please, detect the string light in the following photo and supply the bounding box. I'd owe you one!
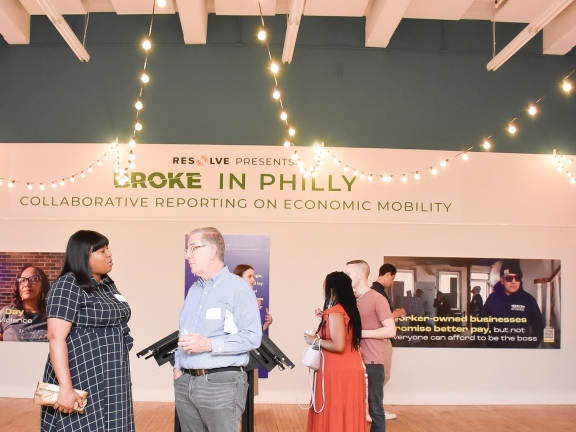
[0,141,115,190]
[552,149,575,185]
[483,139,492,150]
[528,105,537,116]
[508,124,517,134]
[562,81,572,93]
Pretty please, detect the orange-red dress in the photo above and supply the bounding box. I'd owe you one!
[307,304,366,432]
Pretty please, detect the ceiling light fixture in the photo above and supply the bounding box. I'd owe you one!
[36,0,90,62]
[487,0,574,71]
[281,0,305,64]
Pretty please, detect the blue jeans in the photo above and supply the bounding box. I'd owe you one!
[366,363,385,432]
[174,370,248,432]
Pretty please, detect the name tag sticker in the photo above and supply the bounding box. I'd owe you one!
[224,309,238,334]
[206,308,221,320]
[114,294,128,302]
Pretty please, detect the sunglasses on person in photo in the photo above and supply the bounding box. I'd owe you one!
[503,275,521,282]
[17,275,41,285]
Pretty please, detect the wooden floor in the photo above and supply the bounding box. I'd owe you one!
[2,398,575,431]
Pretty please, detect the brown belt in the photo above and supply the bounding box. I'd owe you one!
[181,366,243,376]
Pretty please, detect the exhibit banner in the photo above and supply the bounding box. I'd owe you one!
[1,143,574,226]
[385,256,561,349]
[0,252,65,342]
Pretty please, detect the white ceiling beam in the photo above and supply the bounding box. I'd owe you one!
[175,0,208,44]
[282,0,304,64]
[214,0,276,16]
[495,0,552,23]
[543,1,576,54]
[366,0,411,48]
[405,0,476,20]
[20,0,86,15]
[487,0,575,71]
[0,0,30,44]
[304,0,370,17]
[109,0,176,15]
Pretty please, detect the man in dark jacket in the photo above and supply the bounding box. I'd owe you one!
[480,259,544,348]
[469,286,483,317]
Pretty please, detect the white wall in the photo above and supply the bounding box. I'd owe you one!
[0,220,574,405]
[1,144,575,405]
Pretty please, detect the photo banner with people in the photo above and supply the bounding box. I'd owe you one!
[0,252,65,342]
[184,234,271,375]
[384,256,561,349]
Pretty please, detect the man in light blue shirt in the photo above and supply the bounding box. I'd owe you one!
[174,227,262,432]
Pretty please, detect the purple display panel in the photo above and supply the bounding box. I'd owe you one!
[184,234,271,376]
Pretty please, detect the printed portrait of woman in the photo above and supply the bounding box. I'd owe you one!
[0,265,51,342]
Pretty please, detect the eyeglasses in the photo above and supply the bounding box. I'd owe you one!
[184,244,207,256]
[17,275,41,285]
[503,275,521,283]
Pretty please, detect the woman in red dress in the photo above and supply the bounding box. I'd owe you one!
[305,271,366,432]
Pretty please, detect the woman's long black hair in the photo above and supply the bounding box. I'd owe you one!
[60,230,111,292]
[316,271,362,350]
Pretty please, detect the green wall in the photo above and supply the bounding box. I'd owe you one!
[1,13,575,154]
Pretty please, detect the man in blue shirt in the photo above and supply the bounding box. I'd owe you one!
[174,227,262,432]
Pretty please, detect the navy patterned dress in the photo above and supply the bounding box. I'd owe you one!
[40,273,134,432]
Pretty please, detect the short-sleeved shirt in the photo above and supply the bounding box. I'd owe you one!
[0,304,47,341]
[356,289,392,364]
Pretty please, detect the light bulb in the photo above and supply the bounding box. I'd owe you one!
[141,72,150,83]
[462,153,469,161]
[135,99,143,110]
[360,173,365,180]
[60,180,65,186]
[129,138,136,147]
[562,81,572,93]
[27,183,32,190]
[291,152,298,161]
[483,140,491,150]
[0,180,3,185]
[81,172,85,178]
[135,122,143,131]
[431,168,438,175]
[571,177,576,184]
[8,181,14,188]
[88,167,93,173]
[70,177,75,182]
[368,175,373,181]
[528,105,537,116]
[288,128,295,136]
[508,124,517,134]
[157,0,167,8]
[120,168,126,176]
[270,62,279,74]
[98,160,102,166]
[280,111,288,121]
[272,88,281,99]
[104,154,109,160]
[402,175,407,183]
[257,29,266,41]
[298,161,304,168]
[129,162,136,169]
[440,160,447,167]
[353,170,358,176]
[129,152,136,161]
[40,184,45,190]
[51,182,57,188]
[344,166,349,172]
[311,172,317,178]
[414,172,420,180]
[142,38,151,51]
[283,141,290,148]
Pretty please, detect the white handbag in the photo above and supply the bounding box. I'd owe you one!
[302,338,322,370]
[297,338,325,413]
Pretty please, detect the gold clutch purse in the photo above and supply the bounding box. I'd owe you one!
[33,382,89,414]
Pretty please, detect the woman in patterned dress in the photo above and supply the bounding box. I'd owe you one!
[41,230,134,432]
[304,271,365,432]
